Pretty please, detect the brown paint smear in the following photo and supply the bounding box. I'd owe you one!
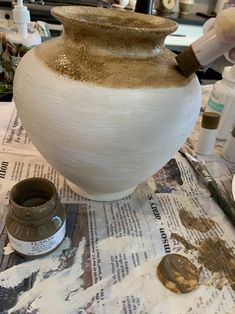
[171,233,197,252]
[171,233,235,291]
[198,238,235,291]
[179,209,215,233]
[35,7,193,89]
[157,253,200,294]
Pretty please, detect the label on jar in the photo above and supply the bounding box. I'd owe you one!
[7,220,66,256]
[207,98,224,113]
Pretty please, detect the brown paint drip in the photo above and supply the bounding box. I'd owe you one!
[198,238,235,291]
[179,209,214,233]
[35,6,193,88]
[171,233,197,251]
[157,253,199,294]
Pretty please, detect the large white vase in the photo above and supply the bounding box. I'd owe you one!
[13,6,201,201]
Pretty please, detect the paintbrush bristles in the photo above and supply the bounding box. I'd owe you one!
[176,46,201,77]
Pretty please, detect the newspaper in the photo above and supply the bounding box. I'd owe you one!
[0,101,38,155]
[0,101,234,314]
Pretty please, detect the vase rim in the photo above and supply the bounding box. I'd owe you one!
[51,6,178,35]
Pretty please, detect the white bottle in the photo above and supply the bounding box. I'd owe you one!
[6,0,41,47]
[206,65,235,140]
[222,125,235,162]
[196,112,220,155]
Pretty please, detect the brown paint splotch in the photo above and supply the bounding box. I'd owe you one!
[197,238,235,291]
[171,233,197,252]
[157,253,200,294]
[179,209,215,233]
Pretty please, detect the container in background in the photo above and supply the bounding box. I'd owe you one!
[6,178,66,257]
[0,0,41,101]
[206,65,235,140]
[222,125,235,162]
[6,0,41,47]
[196,112,220,155]
[179,0,194,16]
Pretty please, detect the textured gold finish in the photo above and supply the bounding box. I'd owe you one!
[36,6,193,88]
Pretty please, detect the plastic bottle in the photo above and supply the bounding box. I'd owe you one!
[222,125,235,162]
[5,0,41,47]
[196,112,220,155]
[206,65,235,140]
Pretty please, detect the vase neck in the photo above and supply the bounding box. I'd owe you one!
[64,24,166,59]
[52,6,177,59]
[35,7,191,89]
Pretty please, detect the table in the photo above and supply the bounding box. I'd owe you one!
[0,99,234,313]
[165,23,203,52]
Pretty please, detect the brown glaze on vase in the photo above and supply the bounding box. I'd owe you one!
[36,6,191,88]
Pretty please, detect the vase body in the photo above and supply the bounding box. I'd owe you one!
[13,6,201,201]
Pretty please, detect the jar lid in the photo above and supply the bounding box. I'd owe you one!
[9,177,58,220]
[201,112,220,130]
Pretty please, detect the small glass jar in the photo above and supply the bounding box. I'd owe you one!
[6,178,66,257]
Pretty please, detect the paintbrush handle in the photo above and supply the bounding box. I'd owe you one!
[207,180,235,226]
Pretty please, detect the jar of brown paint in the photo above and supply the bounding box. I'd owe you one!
[6,178,66,257]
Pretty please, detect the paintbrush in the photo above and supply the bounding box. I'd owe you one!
[180,148,235,227]
[176,7,235,77]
